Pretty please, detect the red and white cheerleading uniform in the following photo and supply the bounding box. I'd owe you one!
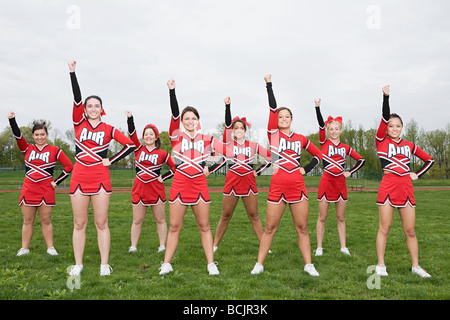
[221,139,271,197]
[69,72,135,196]
[265,82,322,204]
[168,88,232,205]
[376,94,434,207]
[9,117,73,206]
[315,107,365,202]
[127,116,175,206]
[215,104,271,197]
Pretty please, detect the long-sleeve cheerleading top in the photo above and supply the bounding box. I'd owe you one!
[168,88,232,205]
[315,106,365,202]
[127,116,175,205]
[9,117,73,206]
[69,71,135,196]
[376,94,434,207]
[216,103,271,196]
[265,82,322,204]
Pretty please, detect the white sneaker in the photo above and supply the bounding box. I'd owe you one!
[412,266,431,278]
[314,247,323,256]
[100,264,113,276]
[17,248,30,256]
[207,262,220,275]
[68,264,83,276]
[159,262,173,275]
[128,246,137,253]
[47,247,58,256]
[376,264,388,277]
[250,262,264,275]
[213,246,218,253]
[340,247,351,256]
[157,245,166,253]
[304,264,319,276]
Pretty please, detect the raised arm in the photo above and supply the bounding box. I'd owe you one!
[264,74,277,110]
[376,85,390,141]
[167,79,179,118]
[7,111,20,137]
[207,97,232,174]
[68,59,85,125]
[126,111,141,148]
[314,98,326,144]
[265,74,279,140]
[382,85,390,121]
[68,60,82,104]
[8,112,29,152]
[314,99,324,126]
[223,96,232,144]
[167,79,181,145]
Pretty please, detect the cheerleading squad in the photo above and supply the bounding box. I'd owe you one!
[7,60,435,279]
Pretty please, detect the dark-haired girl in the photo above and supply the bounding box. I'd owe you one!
[159,79,232,276]
[375,85,434,278]
[67,60,135,276]
[251,75,323,276]
[7,112,73,256]
[212,96,271,252]
[126,111,175,253]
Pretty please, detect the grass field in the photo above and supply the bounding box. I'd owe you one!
[0,186,448,302]
[2,168,450,190]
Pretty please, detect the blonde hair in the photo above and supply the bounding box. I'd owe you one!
[326,120,342,130]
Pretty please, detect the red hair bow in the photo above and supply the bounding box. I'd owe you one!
[232,116,251,128]
[143,124,159,139]
[324,115,342,127]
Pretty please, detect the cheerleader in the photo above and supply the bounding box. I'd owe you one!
[126,111,175,253]
[314,99,365,256]
[212,97,271,252]
[375,85,434,278]
[159,79,232,276]
[67,60,135,276]
[7,112,73,256]
[251,75,323,276]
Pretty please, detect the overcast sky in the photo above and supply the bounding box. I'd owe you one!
[1,0,449,144]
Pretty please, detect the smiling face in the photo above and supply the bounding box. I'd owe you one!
[143,127,156,147]
[327,121,342,141]
[33,129,48,147]
[232,121,246,141]
[387,117,403,140]
[84,97,103,120]
[182,111,199,134]
[277,109,292,131]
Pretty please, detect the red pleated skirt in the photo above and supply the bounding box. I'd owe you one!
[317,172,348,202]
[70,162,112,196]
[169,172,210,205]
[132,178,167,206]
[223,171,258,197]
[267,169,308,204]
[377,173,415,207]
[19,178,55,206]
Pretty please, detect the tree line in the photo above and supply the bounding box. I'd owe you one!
[1,119,448,180]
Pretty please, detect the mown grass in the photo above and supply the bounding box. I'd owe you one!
[0,188,448,301]
[1,168,449,190]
